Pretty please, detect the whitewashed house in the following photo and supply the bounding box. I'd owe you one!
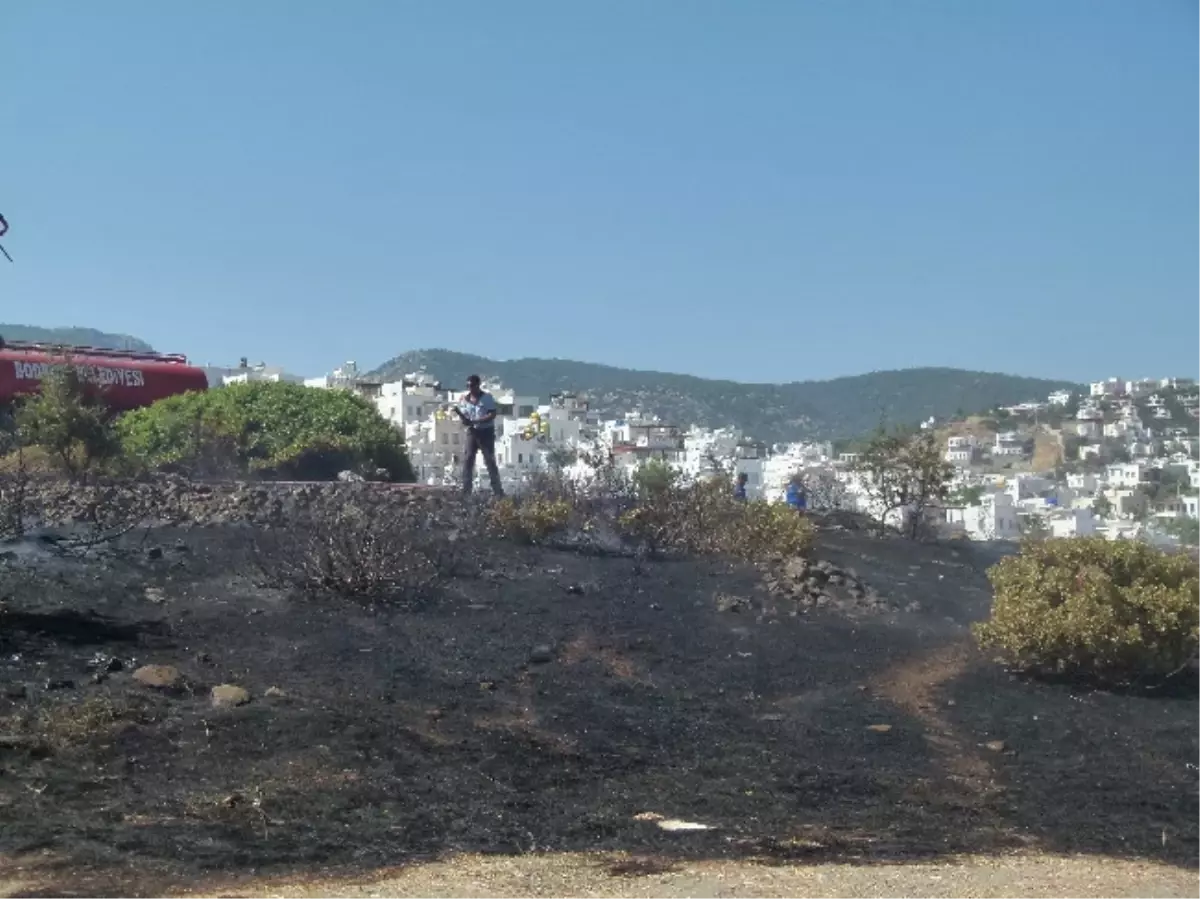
[1048,508,1097,539]
[943,491,1021,541]
[993,431,1027,457]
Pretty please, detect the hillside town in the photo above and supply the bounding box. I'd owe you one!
[207,359,1200,548]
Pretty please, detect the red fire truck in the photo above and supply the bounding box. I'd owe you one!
[0,338,209,412]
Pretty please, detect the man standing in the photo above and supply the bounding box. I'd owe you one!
[785,477,807,514]
[733,472,749,501]
[456,374,504,496]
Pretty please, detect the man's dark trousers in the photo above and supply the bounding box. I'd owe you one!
[462,426,504,496]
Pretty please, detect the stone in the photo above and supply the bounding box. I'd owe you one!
[715,593,750,613]
[144,587,167,604]
[133,664,183,689]
[984,739,1007,753]
[866,723,893,733]
[264,686,286,698]
[211,684,251,708]
[529,644,555,665]
[5,683,28,700]
[145,546,164,560]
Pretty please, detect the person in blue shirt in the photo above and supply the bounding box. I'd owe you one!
[455,374,504,496]
[733,472,749,501]
[785,478,807,514]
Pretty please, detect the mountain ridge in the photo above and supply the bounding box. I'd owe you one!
[369,349,1083,442]
[0,323,154,353]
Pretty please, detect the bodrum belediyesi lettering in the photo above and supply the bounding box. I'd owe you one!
[13,361,146,388]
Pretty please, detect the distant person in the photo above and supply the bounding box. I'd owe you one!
[785,478,807,514]
[455,374,504,496]
[733,472,749,501]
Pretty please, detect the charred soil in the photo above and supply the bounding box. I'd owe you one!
[0,513,1196,897]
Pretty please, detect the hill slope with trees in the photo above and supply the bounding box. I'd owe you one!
[370,349,1082,442]
[0,323,154,353]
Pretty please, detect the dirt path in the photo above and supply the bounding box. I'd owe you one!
[166,854,1200,897]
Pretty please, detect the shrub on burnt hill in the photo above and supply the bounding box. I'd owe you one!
[528,462,816,562]
[117,381,415,481]
[974,537,1199,686]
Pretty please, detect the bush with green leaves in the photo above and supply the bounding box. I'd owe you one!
[13,364,120,481]
[117,381,414,481]
[974,537,1199,685]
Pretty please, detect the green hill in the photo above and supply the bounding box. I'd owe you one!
[0,323,154,353]
[369,349,1083,442]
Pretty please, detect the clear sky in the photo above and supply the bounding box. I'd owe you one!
[3,0,1196,383]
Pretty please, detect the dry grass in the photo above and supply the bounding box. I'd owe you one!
[34,695,151,748]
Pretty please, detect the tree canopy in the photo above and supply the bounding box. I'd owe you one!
[117,382,414,481]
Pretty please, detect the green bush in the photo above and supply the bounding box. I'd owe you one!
[974,537,1199,684]
[117,381,414,481]
[13,365,120,481]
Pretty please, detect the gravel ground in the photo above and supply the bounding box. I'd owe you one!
[171,854,1200,892]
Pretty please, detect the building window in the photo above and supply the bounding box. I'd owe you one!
[452,433,460,445]
[518,453,524,464]
[441,434,448,445]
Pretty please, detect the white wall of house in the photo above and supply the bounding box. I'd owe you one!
[944,492,1020,541]
[1049,509,1097,539]
[1067,472,1100,494]
[1106,463,1148,489]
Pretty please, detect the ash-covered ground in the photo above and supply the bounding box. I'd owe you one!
[0,484,1195,897]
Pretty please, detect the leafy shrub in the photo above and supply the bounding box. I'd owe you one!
[13,364,120,481]
[118,381,414,481]
[486,495,572,544]
[974,537,1200,685]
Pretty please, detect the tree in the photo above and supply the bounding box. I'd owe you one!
[543,443,577,473]
[853,427,953,539]
[1162,517,1200,546]
[15,363,119,481]
[1092,494,1113,519]
[118,381,415,481]
[1020,514,1050,541]
[795,468,848,511]
[632,458,680,497]
[949,484,985,507]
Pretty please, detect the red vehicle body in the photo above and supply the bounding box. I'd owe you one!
[0,339,208,412]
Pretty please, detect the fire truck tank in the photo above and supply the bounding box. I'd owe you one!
[0,338,209,411]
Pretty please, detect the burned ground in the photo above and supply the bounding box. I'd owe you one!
[0,502,1196,897]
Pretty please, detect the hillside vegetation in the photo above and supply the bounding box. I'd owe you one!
[117,381,416,481]
[370,349,1082,442]
[0,323,154,353]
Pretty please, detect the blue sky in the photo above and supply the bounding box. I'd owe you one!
[2,0,1196,383]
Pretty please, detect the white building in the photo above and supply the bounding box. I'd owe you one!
[1090,378,1125,398]
[1047,390,1074,406]
[304,361,367,390]
[993,431,1027,457]
[1105,462,1149,490]
[943,491,1021,541]
[375,372,449,434]
[1049,508,1097,539]
[1067,472,1100,495]
[945,435,977,466]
